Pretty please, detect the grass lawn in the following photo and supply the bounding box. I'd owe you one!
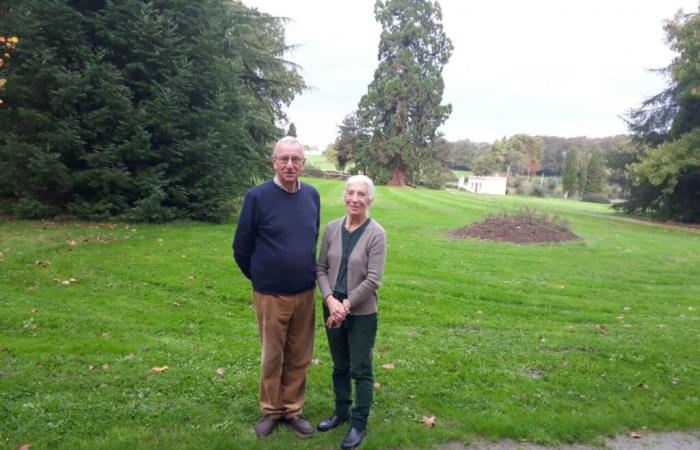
[1,177,699,449]
[305,154,338,171]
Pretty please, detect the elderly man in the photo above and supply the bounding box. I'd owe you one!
[232,136,320,438]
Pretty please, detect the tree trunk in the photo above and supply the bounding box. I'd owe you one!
[389,166,407,186]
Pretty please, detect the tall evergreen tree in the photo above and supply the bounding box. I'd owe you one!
[357,0,452,186]
[620,7,700,222]
[583,151,605,194]
[0,0,304,222]
[577,154,589,195]
[562,150,579,196]
[287,122,297,137]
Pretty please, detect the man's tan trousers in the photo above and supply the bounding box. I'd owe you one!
[253,288,315,418]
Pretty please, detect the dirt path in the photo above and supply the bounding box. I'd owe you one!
[441,430,700,450]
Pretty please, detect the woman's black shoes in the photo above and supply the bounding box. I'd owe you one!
[341,427,367,449]
[316,414,348,432]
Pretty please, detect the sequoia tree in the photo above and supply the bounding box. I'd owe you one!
[0,0,304,222]
[358,0,452,186]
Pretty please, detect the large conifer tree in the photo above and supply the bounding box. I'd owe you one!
[0,0,304,222]
[358,0,452,186]
[620,7,700,222]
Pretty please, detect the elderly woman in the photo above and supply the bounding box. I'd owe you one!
[316,175,387,450]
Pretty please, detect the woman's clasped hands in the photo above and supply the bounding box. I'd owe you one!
[325,295,350,328]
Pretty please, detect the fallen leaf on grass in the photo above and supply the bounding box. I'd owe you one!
[374,382,381,390]
[215,368,225,377]
[555,284,565,289]
[0,251,4,257]
[420,415,436,427]
[311,358,321,365]
[31,307,38,313]
[17,444,31,450]
[595,324,608,331]
[187,275,196,280]
[628,431,642,438]
[637,383,649,389]
[151,366,169,373]
[67,240,77,247]
[381,363,394,369]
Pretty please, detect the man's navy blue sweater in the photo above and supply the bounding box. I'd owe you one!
[233,180,320,295]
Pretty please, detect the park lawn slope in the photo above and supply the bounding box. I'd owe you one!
[1,177,698,449]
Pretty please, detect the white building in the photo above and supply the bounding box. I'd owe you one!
[458,175,507,195]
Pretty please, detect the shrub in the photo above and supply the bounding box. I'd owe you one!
[581,193,611,204]
[530,186,545,197]
[13,198,61,219]
[302,163,324,178]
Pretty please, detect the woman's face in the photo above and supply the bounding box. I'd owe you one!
[344,182,371,217]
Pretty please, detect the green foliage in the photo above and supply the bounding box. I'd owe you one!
[446,138,482,170]
[583,151,605,194]
[0,0,305,222]
[470,134,544,177]
[471,137,507,175]
[356,0,453,186]
[577,154,588,195]
[620,7,700,222]
[332,113,368,172]
[287,122,297,137]
[539,135,631,176]
[562,150,578,197]
[625,129,700,221]
[529,185,545,197]
[580,193,611,204]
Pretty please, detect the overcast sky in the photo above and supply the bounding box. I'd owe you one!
[242,0,697,148]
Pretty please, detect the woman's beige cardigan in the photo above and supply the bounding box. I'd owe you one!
[316,217,386,315]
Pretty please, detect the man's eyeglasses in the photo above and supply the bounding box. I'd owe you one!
[274,156,305,166]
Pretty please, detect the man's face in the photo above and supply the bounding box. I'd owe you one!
[272,141,305,185]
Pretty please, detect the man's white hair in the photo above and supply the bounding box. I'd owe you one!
[273,136,304,155]
[345,175,375,200]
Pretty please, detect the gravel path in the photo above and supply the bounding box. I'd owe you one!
[441,430,700,450]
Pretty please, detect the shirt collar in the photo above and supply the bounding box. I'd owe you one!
[273,175,301,193]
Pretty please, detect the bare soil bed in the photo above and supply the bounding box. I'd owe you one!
[451,212,581,244]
